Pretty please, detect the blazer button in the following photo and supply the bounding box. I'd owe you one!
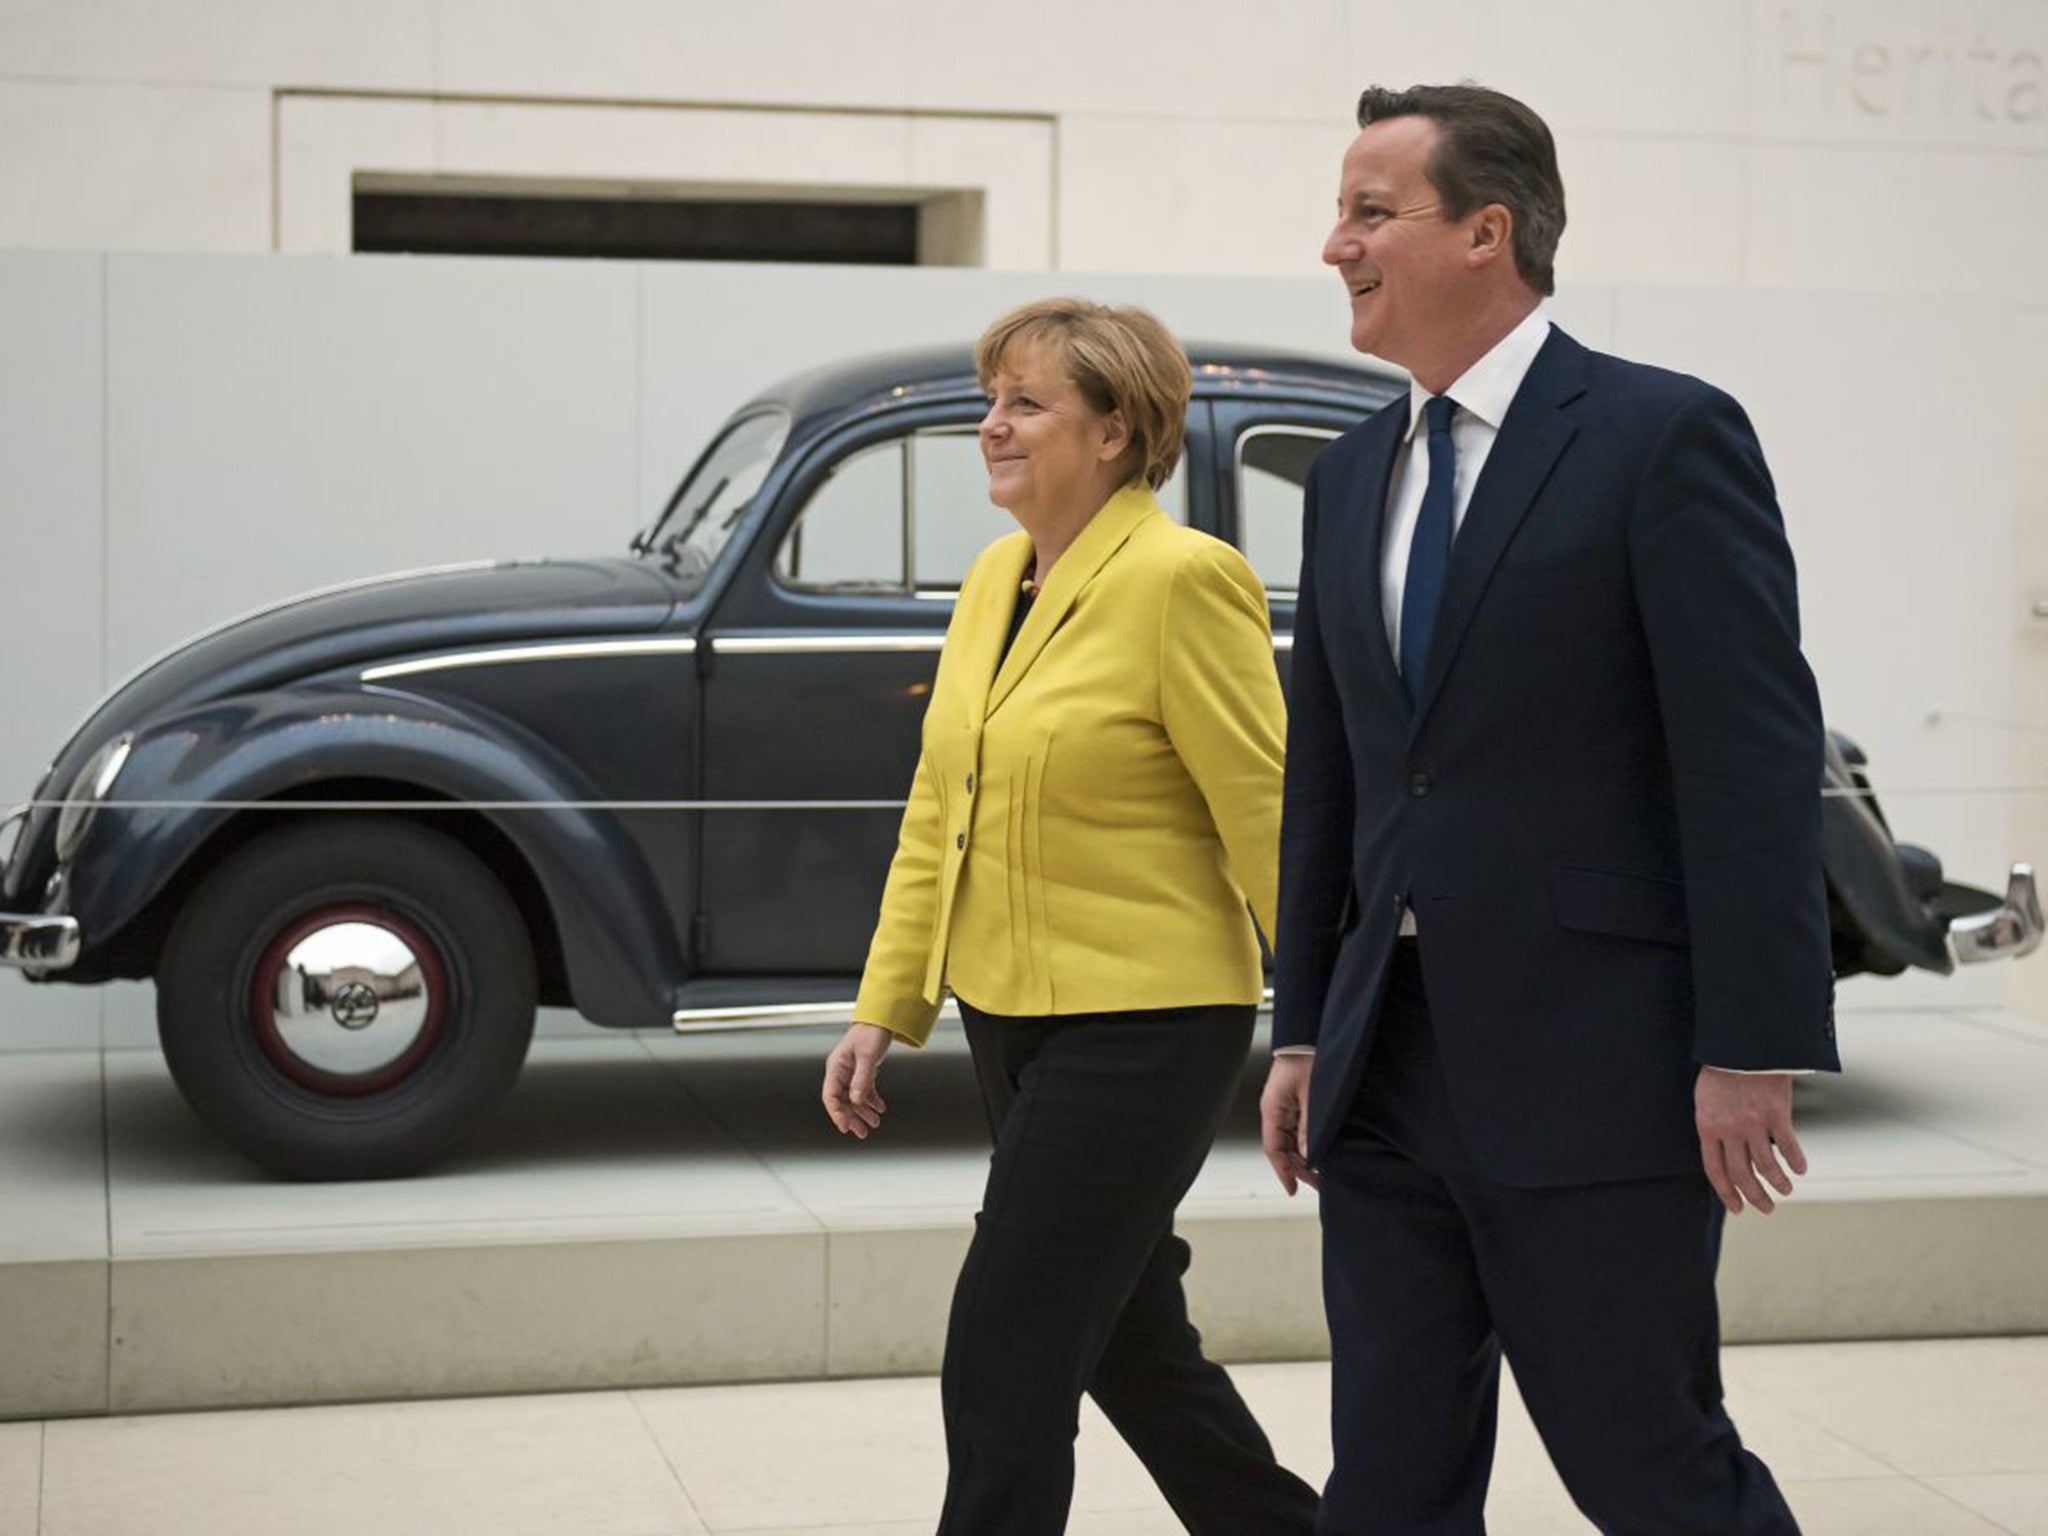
[955,831,967,849]
[1409,773,1432,797]
[965,774,975,793]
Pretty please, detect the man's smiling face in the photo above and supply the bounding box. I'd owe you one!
[1322,115,1476,371]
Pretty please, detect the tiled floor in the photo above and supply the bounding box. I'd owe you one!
[4,1338,2047,1534]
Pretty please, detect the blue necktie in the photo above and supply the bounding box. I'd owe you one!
[1399,394,1458,701]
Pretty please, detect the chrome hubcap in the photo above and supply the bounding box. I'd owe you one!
[252,907,448,1093]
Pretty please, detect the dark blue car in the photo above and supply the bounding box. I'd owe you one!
[2,345,2037,1178]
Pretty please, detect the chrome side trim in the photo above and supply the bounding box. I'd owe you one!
[1950,863,2044,964]
[0,913,80,971]
[363,637,698,682]
[713,635,947,655]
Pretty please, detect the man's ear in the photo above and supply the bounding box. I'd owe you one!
[1468,204,1513,269]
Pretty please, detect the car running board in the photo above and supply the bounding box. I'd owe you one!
[670,987,1282,1032]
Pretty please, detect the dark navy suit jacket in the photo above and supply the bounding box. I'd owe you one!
[1273,325,1841,1188]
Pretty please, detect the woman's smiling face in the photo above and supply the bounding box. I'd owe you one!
[978,342,1127,518]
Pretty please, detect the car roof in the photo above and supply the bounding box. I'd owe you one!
[755,342,1405,436]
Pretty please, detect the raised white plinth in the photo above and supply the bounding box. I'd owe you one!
[1,1005,2045,1419]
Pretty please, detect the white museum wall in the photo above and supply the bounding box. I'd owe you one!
[0,252,107,1050]
[2,2,2045,298]
[0,0,2041,1025]
[0,251,2022,1051]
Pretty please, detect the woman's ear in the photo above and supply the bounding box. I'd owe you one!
[1098,408,1132,464]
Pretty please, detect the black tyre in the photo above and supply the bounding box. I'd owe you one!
[157,816,537,1179]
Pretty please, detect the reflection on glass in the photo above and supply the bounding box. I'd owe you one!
[639,409,792,593]
[775,440,909,592]
[1239,428,1337,595]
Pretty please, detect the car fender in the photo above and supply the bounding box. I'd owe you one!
[1819,773,1953,976]
[65,687,683,1027]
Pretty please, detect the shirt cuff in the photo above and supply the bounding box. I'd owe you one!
[1706,1066,1815,1075]
[1273,1045,1316,1058]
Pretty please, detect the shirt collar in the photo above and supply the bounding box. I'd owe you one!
[1404,306,1553,438]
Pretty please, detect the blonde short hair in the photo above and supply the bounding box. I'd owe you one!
[973,298,1192,492]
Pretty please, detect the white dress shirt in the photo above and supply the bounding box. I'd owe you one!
[1276,308,1799,1073]
[1379,306,1553,658]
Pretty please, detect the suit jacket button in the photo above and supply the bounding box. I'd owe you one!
[1409,773,1432,797]
[955,831,967,849]
[965,774,975,793]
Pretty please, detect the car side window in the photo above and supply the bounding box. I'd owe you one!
[773,440,908,593]
[912,428,1191,592]
[1238,427,1336,595]
[775,425,1191,598]
[912,429,1014,592]
[1155,460,1189,525]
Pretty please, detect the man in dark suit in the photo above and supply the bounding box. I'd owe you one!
[1260,84,1840,1533]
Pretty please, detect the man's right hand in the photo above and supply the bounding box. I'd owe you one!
[1260,1054,1319,1194]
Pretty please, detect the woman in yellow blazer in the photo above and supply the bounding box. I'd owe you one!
[821,299,1318,1536]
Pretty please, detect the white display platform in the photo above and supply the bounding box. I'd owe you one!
[1,1006,2045,1420]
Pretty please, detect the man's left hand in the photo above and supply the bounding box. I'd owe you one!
[1694,1067,1806,1215]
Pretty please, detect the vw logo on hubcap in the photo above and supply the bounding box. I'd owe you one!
[255,912,444,1090]
[329,980,381,1029]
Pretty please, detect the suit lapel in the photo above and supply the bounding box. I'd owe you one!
[985,483,1159,718]
[1411,328,1587,730]
[950,532,1033,730]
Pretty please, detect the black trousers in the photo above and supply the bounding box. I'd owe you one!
[939,1000,1321,1536]
[1316,942,1800,1535]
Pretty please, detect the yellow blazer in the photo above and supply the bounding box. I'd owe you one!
[853,483,1286,1045]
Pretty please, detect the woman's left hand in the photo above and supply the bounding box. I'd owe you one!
[822,1022,895,1139]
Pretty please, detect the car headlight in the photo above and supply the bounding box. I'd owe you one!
[54,734,134,863]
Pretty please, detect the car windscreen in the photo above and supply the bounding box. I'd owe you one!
[637,408,791,594]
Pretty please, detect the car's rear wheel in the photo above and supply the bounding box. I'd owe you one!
[157,816,536,1179]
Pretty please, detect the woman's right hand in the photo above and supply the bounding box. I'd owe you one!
[822,1022,895,1139]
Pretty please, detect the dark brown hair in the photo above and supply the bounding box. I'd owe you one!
[1357,83,1566,296]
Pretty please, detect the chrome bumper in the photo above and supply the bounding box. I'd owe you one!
[2,799,79,970]
[1950,864,2043,965]
[0,912,80,970]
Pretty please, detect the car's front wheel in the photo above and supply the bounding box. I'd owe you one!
[157,816,537,1179]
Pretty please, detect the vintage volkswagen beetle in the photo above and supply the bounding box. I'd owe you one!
[1,345,2038,1179]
